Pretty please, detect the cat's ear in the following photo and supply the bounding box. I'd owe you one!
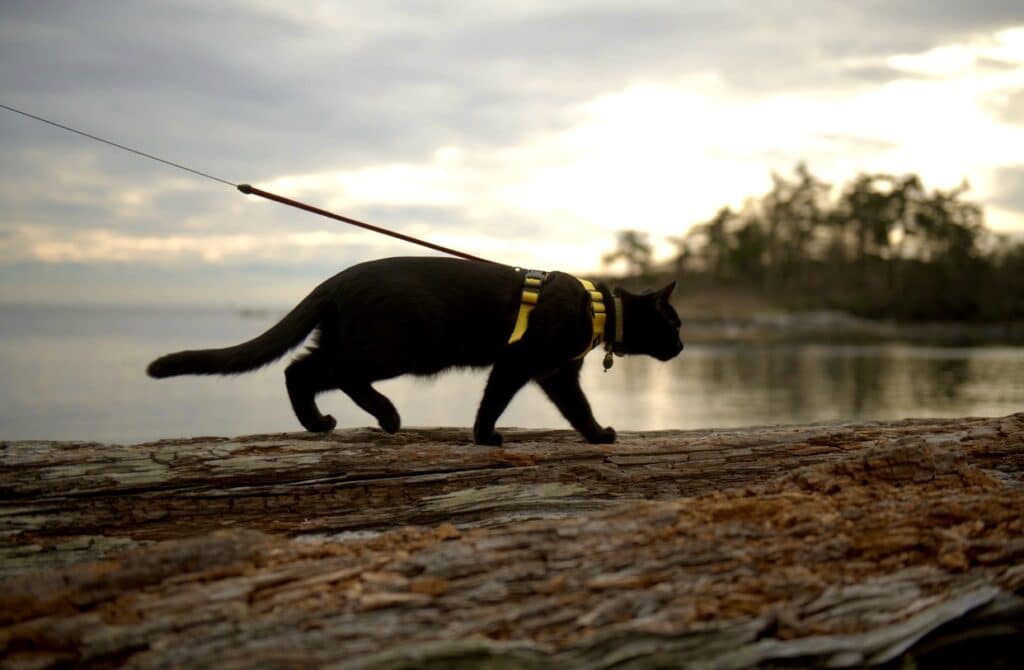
[657,281,676,302]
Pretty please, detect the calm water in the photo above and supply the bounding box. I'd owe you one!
[1,305,1022,444]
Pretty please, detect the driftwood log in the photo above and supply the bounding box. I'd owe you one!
[1,414,1022,668]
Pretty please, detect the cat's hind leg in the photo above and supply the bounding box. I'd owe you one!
[338,378,401,434]
[285,351,337,432]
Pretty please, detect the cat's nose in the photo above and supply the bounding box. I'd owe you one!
[658,340,684,361]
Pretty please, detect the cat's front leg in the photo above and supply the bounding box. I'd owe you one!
[339,378,401,434]
[536,361,616,444]
[474,357,533,446]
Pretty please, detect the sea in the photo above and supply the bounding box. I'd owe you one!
[1,304,1022,444]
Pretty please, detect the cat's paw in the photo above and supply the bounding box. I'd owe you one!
[474,430,503,447]
[589,426,617,444]
[304,414,337,433]
[378,410,401,434]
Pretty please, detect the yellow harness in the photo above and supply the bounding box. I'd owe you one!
[507,270,606,359]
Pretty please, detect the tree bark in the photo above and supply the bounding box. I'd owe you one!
[2,414,1022,668]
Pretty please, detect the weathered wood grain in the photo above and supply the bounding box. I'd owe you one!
[1,414,1022,668]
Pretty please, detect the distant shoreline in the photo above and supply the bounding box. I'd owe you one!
[2,301,1022,346]
[681,310,1024,346]
[594,276,1024,346]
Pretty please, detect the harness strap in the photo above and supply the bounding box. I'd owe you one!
[506,271,607,361]
[573,277,606,359]
[507,269,547,344]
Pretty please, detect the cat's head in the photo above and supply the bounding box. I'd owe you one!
[617,282,684,361]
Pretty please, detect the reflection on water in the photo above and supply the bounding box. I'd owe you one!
[599,344,1022,431]
[1,305,1022,443]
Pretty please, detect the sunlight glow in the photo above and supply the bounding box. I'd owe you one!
[8,26,1024,272]
[0,224,360,264]
[501,27,1024,256]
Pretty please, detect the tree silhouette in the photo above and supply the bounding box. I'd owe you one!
[602,230,653,276]
[640,164,1024,321]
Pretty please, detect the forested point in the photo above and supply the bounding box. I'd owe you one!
[602,164,1024,322]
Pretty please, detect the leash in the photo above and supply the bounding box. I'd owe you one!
[3,103,626,364]
[1,103,498,264]
[235,184,494,263]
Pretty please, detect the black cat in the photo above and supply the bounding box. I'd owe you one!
[147,256,683,445]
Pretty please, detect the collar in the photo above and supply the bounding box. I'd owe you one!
[599,285,624,372]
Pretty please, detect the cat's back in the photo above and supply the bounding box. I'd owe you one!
[320,257,523,366]
[323,257,521,329]
[331,256,518,297]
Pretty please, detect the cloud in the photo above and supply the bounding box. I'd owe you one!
[988,87,1024,125]
[4,1,1021,172]
[990,165,1024,213]
[815,134,899,152]
[3,2,1024,302]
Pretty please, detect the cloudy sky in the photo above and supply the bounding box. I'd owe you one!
[2,1,1024,306]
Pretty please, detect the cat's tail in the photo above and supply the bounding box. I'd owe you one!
[146,288,327,378]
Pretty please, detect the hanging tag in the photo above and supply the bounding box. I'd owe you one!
[603,350,614,372]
